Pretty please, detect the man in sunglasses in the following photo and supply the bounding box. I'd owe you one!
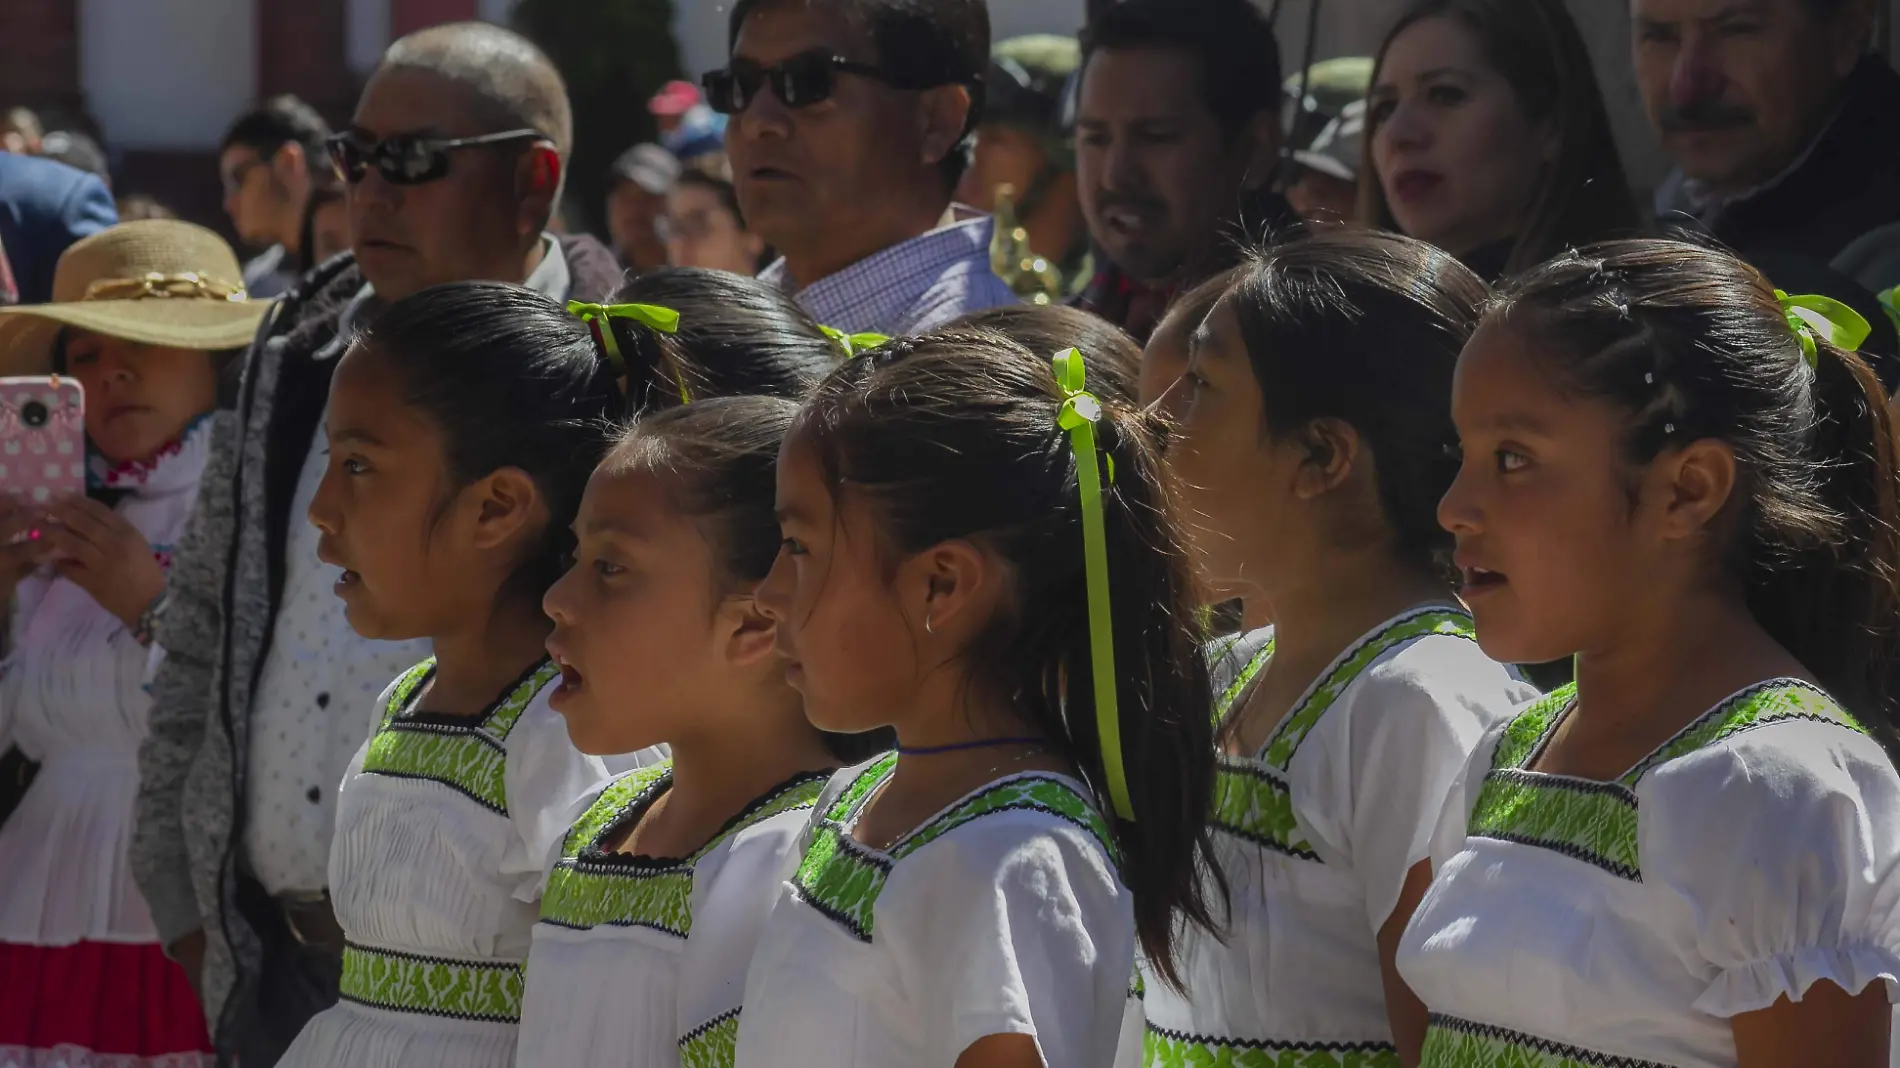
[131,21,622,1066]
[715,0,1016,335]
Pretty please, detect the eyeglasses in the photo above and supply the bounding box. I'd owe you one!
[326,128,545,186]
[702,52,916,114]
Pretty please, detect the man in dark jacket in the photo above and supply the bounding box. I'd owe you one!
[1639,0,1900,293]
[130,22,621,1065]
[0,150,117,305]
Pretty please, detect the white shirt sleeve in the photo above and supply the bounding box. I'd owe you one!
[1295,635,1534,932]
[1641,720,1900,1016]
[676,811,812,1043]
[877,813,1136,1068]
[501,688,612,901]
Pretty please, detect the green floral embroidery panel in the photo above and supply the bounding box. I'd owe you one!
[541,765,824,936]
[359,658,561,816]
[1206,609,1474,859]
[1470,680,1860,882]
[794,769,1114,942]
[678,1009,740,1068]
[338,942,525,1023]
[1419,1016,1668,1068]
[1143,1027,1398,1068]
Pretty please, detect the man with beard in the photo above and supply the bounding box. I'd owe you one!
[1639,0,1900,294]
[1073,0,1289,343]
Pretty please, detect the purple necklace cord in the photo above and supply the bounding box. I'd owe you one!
[896,736,1045,757]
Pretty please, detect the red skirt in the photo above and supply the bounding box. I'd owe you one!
[0,940,212,1066]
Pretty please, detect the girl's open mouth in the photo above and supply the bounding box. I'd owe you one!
[1462,566,1508,591]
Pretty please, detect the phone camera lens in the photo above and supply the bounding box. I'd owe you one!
[19,402,48,429]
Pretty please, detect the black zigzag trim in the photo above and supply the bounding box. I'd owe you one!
[1428,1014,1671,1067]
[1144,1024,1396,1055]
[788,878,875,943]
[536,914,687,939]
[340,942,522,1024]
[1468,829,1641,882]
[1211,763,1322,862]
[678,1007,742,1048]
[379,718,508,754]
[1485,767,1638,802]
[355,768,507,816]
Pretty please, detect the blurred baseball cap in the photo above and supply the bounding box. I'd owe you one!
[986,35,1082,169]
[1284,56,1373,153]
[1292,99,1366,182]
[649,80,701,118]
[610,143,681,196]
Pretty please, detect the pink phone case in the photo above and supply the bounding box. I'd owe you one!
[0,376,85,505]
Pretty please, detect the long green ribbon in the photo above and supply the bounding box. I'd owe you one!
[1774,289,1871,368]
[1051,347,1133,822]
[820,325,891,359]
[567,301,690,403]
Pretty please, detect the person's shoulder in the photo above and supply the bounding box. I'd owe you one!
[0,151,97,198]
[556,232,626,304]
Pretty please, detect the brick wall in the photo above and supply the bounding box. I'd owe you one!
[0,0,83,127]
[259,0,357,127]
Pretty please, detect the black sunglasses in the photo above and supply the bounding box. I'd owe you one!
[326,128,545,186]
[702,52,922,114]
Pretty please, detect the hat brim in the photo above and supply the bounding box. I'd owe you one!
[1291,150,1356,183]
[0,299,270,376]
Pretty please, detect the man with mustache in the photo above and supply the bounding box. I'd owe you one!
[1639,0,1900,293]
[718,0,1015,335]
[130,22,621,1065]
[1073,0,1289,344]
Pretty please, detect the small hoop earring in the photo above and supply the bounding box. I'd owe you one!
[924,610,936,635]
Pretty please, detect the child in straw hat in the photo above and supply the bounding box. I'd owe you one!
[0,219,267,1067]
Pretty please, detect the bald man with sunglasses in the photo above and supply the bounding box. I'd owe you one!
[714,0,1017,335]
[130,22,623,1065]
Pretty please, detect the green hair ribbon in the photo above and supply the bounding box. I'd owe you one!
[1879,286,1900,341]
[567,301,691,403]
[1051,347,1134,823]
[820,325,891,359]
[1774,289,1871,368]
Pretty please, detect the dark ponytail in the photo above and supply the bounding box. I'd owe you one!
[354,281,620,603]
[598,267,837,414]
[1494,238,1900,732]
[799,330,1221,985]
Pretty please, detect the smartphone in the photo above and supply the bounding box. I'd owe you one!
[0,376,85,505]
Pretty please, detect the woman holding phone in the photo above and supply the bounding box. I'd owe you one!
[0,220,266,1067]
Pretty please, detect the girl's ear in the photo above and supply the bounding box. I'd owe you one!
[719,594,780,668]
[894,536,995,645]
[469,466,545,552]
[1291,417,1360,500]
[1648,437,1738,543]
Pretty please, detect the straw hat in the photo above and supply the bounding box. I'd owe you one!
[0,219,272,375]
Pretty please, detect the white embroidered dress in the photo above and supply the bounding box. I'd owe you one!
[1399,679,1900,1068]
[275,658,611,1068]
[734,755,1136,1068]
[1142,607,1535,1067]
[515,761,829,1068]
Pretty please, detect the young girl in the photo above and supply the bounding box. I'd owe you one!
[1145,230,1537,1066]
[737,331,1221,1068]
[276,282,625,1068]
[1402,239,1900,1066]
[518,397,848,1067]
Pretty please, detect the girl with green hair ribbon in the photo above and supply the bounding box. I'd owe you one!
[735,333,1224,1068]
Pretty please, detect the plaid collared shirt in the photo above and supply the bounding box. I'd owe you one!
[761,212,1018,335]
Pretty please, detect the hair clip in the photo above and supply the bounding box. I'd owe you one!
[1643,372,1655,385]
[1050,347,1133,823]
[819,325,891,359]
[568,301,689,403]
[1664,422,1677,436]
[1773,290,1871,368]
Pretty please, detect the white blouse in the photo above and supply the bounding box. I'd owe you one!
[734,756,1136,1068]
[0,416,217,947]
[275,658,612,1068]
[1142,608,1533,1066]
[1399,679,1900,1067]
[516,761,828,1068]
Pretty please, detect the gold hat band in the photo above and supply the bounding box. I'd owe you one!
[83,271,246,303]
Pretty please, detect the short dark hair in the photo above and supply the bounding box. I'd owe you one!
[1080,0,1281,131]
[727,0,990,190]
[379,22,574,160]
[220,95,332,180]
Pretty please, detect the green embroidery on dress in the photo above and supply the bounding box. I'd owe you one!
[1471,681,1859,882]
[1205,609,1473,858]
[1143,1026,1398,1068]
[338,942,525,1022]
[1210,759,1314,859]
[359,659,561,816]
[678,1009,740,1068]
[827,753,900,820]
[540,765,824,936]
[1419,1015,1667,1068]
[793,771,1112,942]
